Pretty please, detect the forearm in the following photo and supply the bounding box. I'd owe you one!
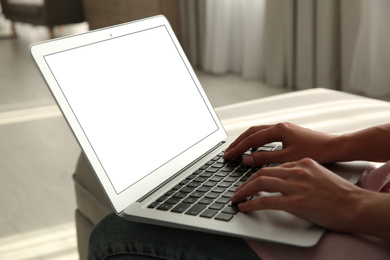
[333,124,390,163]
[353,191,390,240]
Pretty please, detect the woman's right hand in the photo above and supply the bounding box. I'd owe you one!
[223,122,341,166]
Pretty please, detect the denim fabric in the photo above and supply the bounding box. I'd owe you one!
[88,212,260,260]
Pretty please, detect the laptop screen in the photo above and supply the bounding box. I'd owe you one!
[44,25,219,194]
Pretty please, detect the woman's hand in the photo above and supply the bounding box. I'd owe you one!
[231,158,366,233]
[223,122,340,166]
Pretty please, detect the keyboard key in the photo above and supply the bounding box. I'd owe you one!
[165,198,180,204]
[210,176,223,182]
[186,174,197,180]
[216,197,230,204]
[212,162,225,168]
[224,177,238,182]
[211,187,226,193]
[180,187,194,193]
[235,181,245,186]
[228,186,237,192]
[183,197,198,204]
[205,160,214,165]
[194,177,208,182]
[215,213,234,221]
[218,181,231,188]
[211,155,221,161]
[199,165,208,170]
[204,181,218,187]
[222,205,239,215]
[185,204,207,216]
[206,167,219,173]
[193,170,203,175]
[164,190,175,196]
[205,192,220,199]
[221,166,235,172]
[171,203,191,213]
[173,192,187,199]
[198,198,213,205]
[172,185,183,190]
[209,203,224,210]
[187,182,201,188]
[222,191,234,198]
[180,179,190,185]
[200,172,213,178]
[229,172,243,177]
[197,186,211,192]
[200,209,218,218]
[189,191,205,198]
[215,171,229,177]
[157,196,168,202]
[148,202,159,209]
[157,204,173,211]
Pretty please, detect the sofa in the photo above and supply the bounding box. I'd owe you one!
[73,88,390,260]
[0,0,84,38]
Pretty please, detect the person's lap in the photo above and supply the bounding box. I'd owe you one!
[88,211,260,260]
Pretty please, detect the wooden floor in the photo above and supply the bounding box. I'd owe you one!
[0,20,290,259]
[0,21,86,260]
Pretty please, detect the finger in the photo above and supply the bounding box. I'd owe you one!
[231,175,288,203]
[234,166,292,195]
[242,146,314,166]
[278,161,299,168]
[242,149,287,166]
[224,125,273,159]
[238,195,289,212]
[225,125,271,153]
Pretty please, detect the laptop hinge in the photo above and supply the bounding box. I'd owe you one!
[137,141,226,203]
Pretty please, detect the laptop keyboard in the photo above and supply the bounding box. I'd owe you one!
[148,143,281,222]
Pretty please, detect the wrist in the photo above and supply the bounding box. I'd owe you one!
[330,133,358,162]
[352,191,390,240]
[320,133,352,163]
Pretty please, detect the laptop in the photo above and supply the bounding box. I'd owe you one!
[30,15,365,247]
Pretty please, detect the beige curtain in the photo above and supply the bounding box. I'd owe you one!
[349,0,390,96]
[262,0,390,96]
[180,0,351,90]
[179,0,206,68]
[262,0,346,90]
[180,0,390,96]
[202,0,266,78]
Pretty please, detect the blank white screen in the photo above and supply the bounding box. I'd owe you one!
[45,26,219,193]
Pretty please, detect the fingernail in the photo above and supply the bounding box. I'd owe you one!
[243,155,254,165]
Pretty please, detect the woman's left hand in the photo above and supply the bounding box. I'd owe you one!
[231,158,366,233]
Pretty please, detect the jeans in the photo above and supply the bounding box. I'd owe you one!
[88,212,261,260]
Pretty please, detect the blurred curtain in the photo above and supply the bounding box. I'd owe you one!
[264,0,390,95]
[202,0,266,78]
[179,0,266,78]
[179,0,206,67]
[262,0,342,90]
[180,0,390,96]
[349,0,390,96]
